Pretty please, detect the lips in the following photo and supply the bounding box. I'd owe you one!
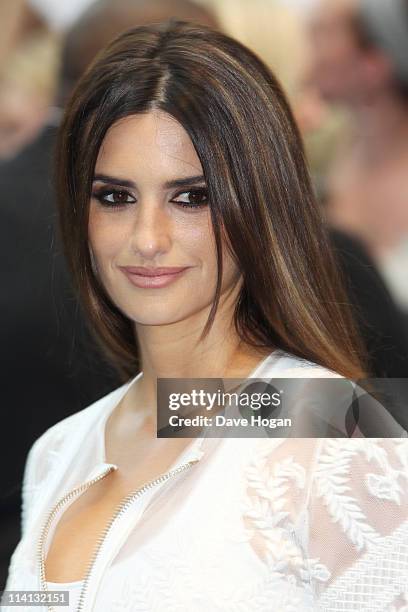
[119,266,191,288]
[121,266,189,277]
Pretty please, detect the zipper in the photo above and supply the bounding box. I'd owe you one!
[37,459,199,612]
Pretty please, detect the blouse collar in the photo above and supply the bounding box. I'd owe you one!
[86,349,283,481]
[86,370,206,481]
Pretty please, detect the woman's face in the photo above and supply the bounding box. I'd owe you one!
[88,110,241,327]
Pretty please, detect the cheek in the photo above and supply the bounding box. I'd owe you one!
[176,211,217,264]
[88,208,129,262]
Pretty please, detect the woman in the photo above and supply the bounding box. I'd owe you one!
[4,20,407,612]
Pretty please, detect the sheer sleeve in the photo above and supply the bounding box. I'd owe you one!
[241,438,408,611]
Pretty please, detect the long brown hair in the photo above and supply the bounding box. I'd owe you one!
[56,19,368,382]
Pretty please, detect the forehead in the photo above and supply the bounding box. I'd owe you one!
[95,110,203,177]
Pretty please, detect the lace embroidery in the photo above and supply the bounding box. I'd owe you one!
[239,439,408,610]
[240,440,330,601]
[315,439,381,551]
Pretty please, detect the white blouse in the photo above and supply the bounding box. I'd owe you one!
[3,349,408,611]
[45,580,82,611]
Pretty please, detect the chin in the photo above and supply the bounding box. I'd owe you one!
[125,307,190,327]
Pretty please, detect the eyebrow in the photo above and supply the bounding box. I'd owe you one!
[92,173,206,189]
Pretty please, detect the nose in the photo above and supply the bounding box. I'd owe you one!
[129,197,172,260]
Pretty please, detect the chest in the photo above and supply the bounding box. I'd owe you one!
[44,470,135,583]
[43,450,187,584]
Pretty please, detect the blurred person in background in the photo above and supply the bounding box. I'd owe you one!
[307,0,408,315]
[0,0,26,69]
[208,0,308,100]
[295,65,408,381]
[254,0,408,378]
[0,1,59,161]
[0,0,218,589]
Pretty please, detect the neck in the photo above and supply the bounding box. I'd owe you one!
[128,286,271,411]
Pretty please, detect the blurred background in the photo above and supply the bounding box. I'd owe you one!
[1,0,407,588]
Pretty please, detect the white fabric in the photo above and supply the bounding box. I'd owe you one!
[45,580,82,611]
[4,349,408,611]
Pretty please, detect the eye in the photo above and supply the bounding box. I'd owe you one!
[92,188,135,207]
[171,188,208,209]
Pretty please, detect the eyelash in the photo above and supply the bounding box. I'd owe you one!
[91,187,209,210]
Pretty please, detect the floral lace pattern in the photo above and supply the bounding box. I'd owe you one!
[239,438,408,611]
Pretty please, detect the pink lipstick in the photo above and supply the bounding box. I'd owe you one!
[119,266,191,288]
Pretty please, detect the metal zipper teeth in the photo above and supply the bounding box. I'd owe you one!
[37,464,117,612]
[39,459,199,612]
[76,459,199,612]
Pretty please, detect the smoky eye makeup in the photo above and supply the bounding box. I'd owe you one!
[91,185,136,207]
[90,175,209,210]
[169,186,209,209]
